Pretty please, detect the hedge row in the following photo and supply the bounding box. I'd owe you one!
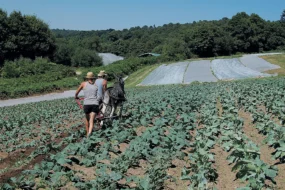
[0,77,80,99]
[1,57,75,78]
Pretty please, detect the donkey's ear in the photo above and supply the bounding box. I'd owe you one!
[123,75,129,81]
[113,73,118,79]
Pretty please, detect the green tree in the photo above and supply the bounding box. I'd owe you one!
[4,11,24,60]
[52,11,285,58]
[264,21,285,50]
[186,23,230,57]
[3,10,55,61]
[22,15,56,59]
[162,39,190,60]
[53,42,74,66]
[0,9,8,66]
[281,10,285,22]
[247,14,267,52]
[81,36,102,51]
[71,48,102,67]
[228,12,252,53]
[108,30,120,42]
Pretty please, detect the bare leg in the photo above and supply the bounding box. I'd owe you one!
[85,114,90,137]
[88,112,96,135]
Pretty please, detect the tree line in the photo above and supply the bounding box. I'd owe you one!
[0,9,55,66]
[0,9,284,68]
[54,11,285,60]
[0,8,102,67]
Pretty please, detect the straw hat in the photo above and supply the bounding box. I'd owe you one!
[98,70,107,77]
[85,72,95,79]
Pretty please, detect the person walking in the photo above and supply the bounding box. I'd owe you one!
[75,72,100,137]
[95,70,108,103]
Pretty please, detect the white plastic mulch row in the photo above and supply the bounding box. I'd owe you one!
[140,61,218,85]
[98,53,124,66]
[140,62,188,85]
[240,54,281,72]
[184,60,218,83]
[211,58,272,80]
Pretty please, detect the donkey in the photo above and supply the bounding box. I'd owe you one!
[100,74,126,125]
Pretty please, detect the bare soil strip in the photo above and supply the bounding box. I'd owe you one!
[163,113,199,189]
[213,98,246,189]
[0,125,83,184]
[239,109,285,189]
[275,164,285,190]
[216,97,223,117]
[164,159,190,190]
[135,126,147,136]
[0,154,46,184]
[0,148,36,170]
[211,145,245,189]
[239,110,275,165]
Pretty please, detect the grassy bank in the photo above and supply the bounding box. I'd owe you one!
[125,64,161,88]
[261,54,285,76]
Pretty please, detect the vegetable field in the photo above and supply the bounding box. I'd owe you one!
[1,77,285,189]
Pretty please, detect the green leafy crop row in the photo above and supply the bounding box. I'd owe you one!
[1,77,285,189]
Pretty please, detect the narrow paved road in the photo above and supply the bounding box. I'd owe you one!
[0,90,84,107]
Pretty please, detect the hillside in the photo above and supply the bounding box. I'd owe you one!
[53,12,285,60]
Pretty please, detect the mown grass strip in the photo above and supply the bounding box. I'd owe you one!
[261,54,285,76]
[125,64,161,88]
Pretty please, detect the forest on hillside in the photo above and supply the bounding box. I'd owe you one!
[53,11,285,62]
[0,9,285,68]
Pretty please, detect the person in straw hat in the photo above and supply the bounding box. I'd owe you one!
[75,72,100,137]
[95,70,108,103]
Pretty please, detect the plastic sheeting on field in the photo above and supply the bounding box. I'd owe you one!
[140,62,188,85]
[211,58,272,80]
[240,54,281,72]
[98,53,124,65]
[184,60,218,83]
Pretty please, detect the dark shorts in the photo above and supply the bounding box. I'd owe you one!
[83,105,99,114]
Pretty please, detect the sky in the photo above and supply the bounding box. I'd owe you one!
[0,0,284,31]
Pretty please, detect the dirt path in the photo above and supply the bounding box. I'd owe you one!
[164,159,190,190]
[239,109,285,189]
[239,110,275,165]
[0,124,83,184]
[0,154,46,184]
[216,97,223,117]
[211,145,245,189]
[211,98,245,189]
[0,147,36,170]
[275,164,285,190]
